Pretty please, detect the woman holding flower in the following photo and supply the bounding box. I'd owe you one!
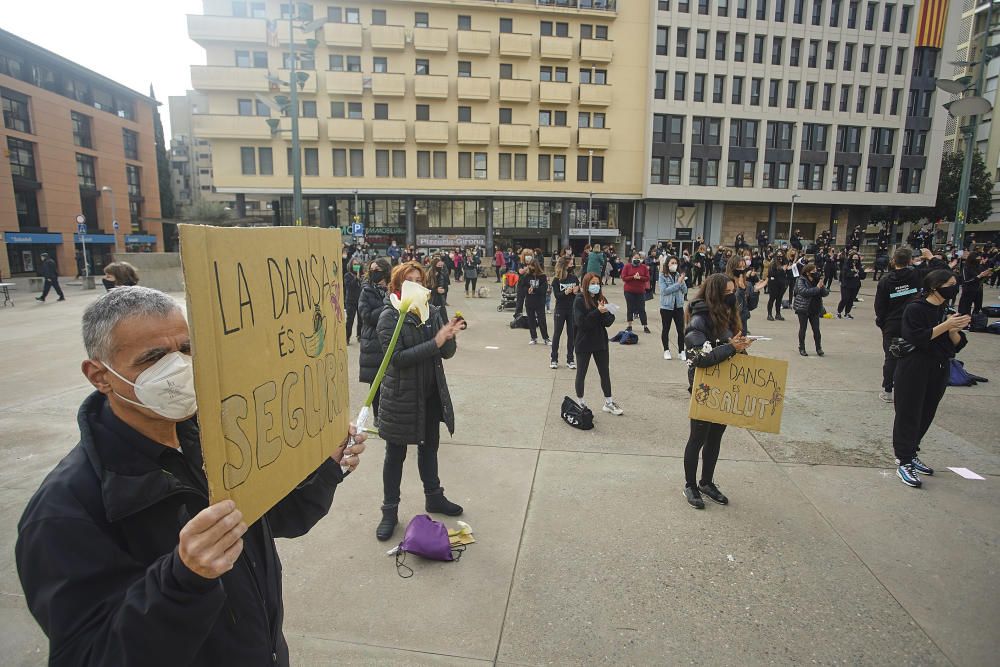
[374,261,465,541]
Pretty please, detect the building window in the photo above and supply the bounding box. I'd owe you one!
[900,5,911,32]
[577,155,589,181]
[373,57,388,73]
[415,12,429,28]
[656,26,669,55]
[720,0,731,16]
[7,136,36,180]
[417,151,431,178]
[346,56,361,72]
[878,45,889,74]
[458,14,472,30]
[474,152,487,179]
[500,153,513,180]
[416,104,430,121]
[693,73,705,102]
[753,34,765,63]
[716,32,728,60]
[895,48,907,75]
[732,76,744,103]
[772,36,783,65]
[240,146,256,175]
[76,154,96,188]
[71,112,92,148]
[499,107,513,124]
[392,150,406,177]
[431,151,445,178]
[735,33,746,62]
[822,83,833,110]
[655,70,667,99]
[301,100,317,118]
[839,85,851,112]
[303,148,318,176]
[415,59,429,75]
[2,88,31,133]
[873,87,884,114]
[667,158,682,185]
[848,0,858,27]
[696,30,707,59]
[843,42,854,70]
[830,0,841,25]
[856,85,867,113]
[674,72,687,100]
[374,103,388,120]
[458,61,472,77]
[756,0,768,20]
[808,39,819,67]
[790,38,800,66]
[826,41,838,69]
[882,3,894,31]
[258,147,273,175]
[786,80,798,107]
[865,2,876,30]
[768,79,780,107]
[238,98,253,116]
[812,0,823,25]
[890,88,901,115]
[371,9,386,25]
[553,155,566,181]
[539,154,551,181]
[350,148,364,177]
[713,75,725,103]
[750,77,762,105]
[500,17,513,33]
[676,28,689,57]
[500,63,513,80]
[515,153,527,180]
[126,165,142,197]
[458,106,471,122]
[459,152,471,179]
[651,157,664,184]
[376,149,390,178]
[804,82,815,108]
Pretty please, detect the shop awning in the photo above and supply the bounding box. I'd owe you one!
[73,234,116,244]
[2,232,63,244]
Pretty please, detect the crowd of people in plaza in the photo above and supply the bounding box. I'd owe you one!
[11,220,998,664]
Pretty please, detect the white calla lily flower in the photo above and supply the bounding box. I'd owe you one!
[389,280,431,324]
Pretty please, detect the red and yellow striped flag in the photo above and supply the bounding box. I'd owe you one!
[916,0,949,48]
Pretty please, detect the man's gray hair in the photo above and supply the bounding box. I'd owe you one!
[82,286,182,360]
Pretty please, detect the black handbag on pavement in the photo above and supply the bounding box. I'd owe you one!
[560,396,594,430]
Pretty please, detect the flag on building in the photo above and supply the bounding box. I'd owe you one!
[915,0,949,49]
[266,20,280,48]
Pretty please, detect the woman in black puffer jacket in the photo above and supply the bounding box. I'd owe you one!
[792,262,829,356]
[375,261,464,542]
[837,250,866,318]
[682,273,754,509]
[358,257,391,416]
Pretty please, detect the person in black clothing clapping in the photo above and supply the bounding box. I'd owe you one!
[892,270,969,488]
[837,250,866,319]
[358,257,391,415]
[792,263,828,356]
[573,273,622,416]
[766,252,788,321]
[958,251,992,317]
[519,256,551,345]
[550,256,579,369]
[344,260,363,344]
[682,273,754,509]
[429,254,451,318]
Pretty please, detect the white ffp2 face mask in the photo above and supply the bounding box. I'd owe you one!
[104,351,198,421]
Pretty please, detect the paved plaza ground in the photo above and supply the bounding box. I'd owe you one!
[1,278,998,666]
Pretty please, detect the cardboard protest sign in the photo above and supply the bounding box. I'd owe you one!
[688,354,788,434]
[179,225,349,524]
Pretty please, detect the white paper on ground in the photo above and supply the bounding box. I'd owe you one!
[947,467,985,480]
[485,346,500,350]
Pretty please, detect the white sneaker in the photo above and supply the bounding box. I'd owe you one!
[550,360,558,369]
[679,351,687,362]
[603,401,624,416]
[544,339,552,346]
[529,339,537,345]
[879,390,894,403]
[567,361,577,369]
[663,350,672,360]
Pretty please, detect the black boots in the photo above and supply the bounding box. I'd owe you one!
[376,504,398,542]
[799,346,808,356]
[425,488,464,516]
[816,348,825,357]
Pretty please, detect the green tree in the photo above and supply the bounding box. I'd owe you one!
[183,200,232,224]
[149,85,175,220]
[900,151,993,225]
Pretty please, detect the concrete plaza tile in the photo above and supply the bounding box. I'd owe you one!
[497,451,947,666]
[0,414,79,491]
[539,379,770,462]
[931,393,1000,457]
[287,634,490,666]
[0,607,47,667]
[753,389,1000,475]
[782,463,1000,667]
[440,375,554,450]
[278,443,537,661]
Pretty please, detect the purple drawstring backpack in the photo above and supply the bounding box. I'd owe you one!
[391,515,465,578]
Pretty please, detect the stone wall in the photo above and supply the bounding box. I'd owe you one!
[112,252,184,294]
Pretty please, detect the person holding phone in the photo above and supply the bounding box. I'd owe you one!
[518,254,551,345]
[958,251,992,317]
[725,255,759,336]
[837,251,866,319]
[375,262,465,541]
[792,263,828,357]
[572,272,622,416]
[621,252,651,333]
[659,255,688,360]
[550,256,579,369]
[766,251,788,321]
[682,274,754,509]
[892,270,969,488]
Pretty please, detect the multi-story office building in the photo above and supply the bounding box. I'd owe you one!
[186,0,646,253]
[169,90,272,217]
[0,29,163,277]
[640,0,960,253]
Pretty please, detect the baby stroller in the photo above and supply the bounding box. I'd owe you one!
[497,271,519,311]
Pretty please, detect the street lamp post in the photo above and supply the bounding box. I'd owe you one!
[101,186,119,253]
[787,193,800,245]
[587,149,594,247]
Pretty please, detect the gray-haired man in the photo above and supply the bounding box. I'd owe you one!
[16,286,365,666]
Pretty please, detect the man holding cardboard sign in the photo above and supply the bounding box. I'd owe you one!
[16,283,364,665]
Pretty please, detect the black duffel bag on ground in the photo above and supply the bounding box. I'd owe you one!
[560,396,594,430]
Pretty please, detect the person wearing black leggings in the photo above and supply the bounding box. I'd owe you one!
[550,256,579,369]
[621,252,651,333]
[766,253,788,321]
[682,273,754,509]
[837,251,866,318]
[518,256,550,344]
[658,255,688,360]
[572,272,622,416]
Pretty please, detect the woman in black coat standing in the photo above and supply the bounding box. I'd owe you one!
[892,270,969,488]
[358,257,391,416]
[573,272,623,416]
[518,256,551,344]
[682,273,754,509]
[792,262,828,356]
[766,252,788,320]
[375,261,465,541]
[837,250,866,319]
[429,254,451,318]
[344,260,363,344]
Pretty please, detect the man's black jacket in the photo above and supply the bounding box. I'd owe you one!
[16,392,344,666]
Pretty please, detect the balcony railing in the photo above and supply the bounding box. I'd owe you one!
[477,0,616,11]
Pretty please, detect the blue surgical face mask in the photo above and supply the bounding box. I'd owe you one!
[588,284,601,295]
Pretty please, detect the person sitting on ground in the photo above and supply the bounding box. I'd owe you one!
[15,286,366,665]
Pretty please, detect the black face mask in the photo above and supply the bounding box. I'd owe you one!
[369,270,384,285]
[631,259,641,266]
[724,293,738,308]
[102,279,116,291]
[937,284,959,300]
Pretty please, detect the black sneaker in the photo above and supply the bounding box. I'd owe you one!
[767,314,774,321]
[698,481,729,505]
[683,486,705,509]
